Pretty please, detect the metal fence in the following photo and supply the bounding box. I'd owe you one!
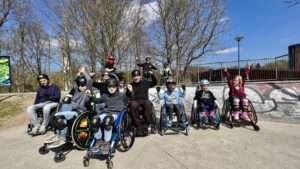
[178,53,300,83]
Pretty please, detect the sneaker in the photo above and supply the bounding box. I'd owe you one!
[44,134,60,144]
[92,140,104,153]
[29,126,39,135]
[38,125,47,134]
[102,142,110,154]
[242,112,250,121]
[48,136,66,148]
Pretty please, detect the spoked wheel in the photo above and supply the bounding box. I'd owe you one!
[71,112,93,150]
[150,105,157,134]
[191,105,196,125]
[214,109,221,130]
[119,112,135,152]
[247,101,258,124]
[54,153,66,163]
[39,145,49,155]
[83,157,90,167]
[181,113,189,136]
[107,160,113,169]
[159,107,166,136]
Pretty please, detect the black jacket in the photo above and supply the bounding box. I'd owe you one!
[194,90,216,106]
[127,75,157,100]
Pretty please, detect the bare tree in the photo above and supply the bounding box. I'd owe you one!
[151,0,227,82]
[0,0,13,28]
[283,0,300,6]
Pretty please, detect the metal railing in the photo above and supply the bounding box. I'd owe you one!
[178,53,300,83]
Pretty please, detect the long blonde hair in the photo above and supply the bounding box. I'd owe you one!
[234,75,243,85]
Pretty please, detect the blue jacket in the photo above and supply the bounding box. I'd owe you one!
[34,84,61,104]
[159,89,185,105]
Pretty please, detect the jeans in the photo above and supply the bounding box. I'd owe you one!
[54,109,78,138]
[94,113,118,142]
[27,101,58,127]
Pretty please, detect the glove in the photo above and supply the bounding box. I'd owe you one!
[181,84,186,91]
[156,86,160,93]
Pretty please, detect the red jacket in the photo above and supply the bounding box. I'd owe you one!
[223,68,250,97]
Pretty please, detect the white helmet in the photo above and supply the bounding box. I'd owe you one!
[200,79,209,85]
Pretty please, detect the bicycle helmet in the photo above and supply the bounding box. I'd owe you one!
[37,74,49,81]
[106,78,119,87]
[200,79,209,85]
[131,69,141,77]
[78,77,87,86]
[107,54,115,65]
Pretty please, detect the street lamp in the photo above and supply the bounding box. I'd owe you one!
[234,35,244,75]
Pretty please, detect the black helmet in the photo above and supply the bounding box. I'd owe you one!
[145,56,150,61]
[166,76,176,84]
[106,78,119,87]
[163,62,168,67]
[131,69,141,77]
[78,77,87,86]
[37,74,49,81]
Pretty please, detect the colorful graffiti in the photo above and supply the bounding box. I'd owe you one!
[149,82,300,120]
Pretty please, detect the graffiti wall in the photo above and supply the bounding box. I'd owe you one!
[149,82,300,121]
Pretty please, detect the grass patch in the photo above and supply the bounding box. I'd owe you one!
[0,101,23,119]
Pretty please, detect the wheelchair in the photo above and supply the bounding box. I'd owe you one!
[83,108,135,169]
[221,98,260,131]
[38,89,102,162]
[27,106,59,135]
[191,103,221,129]
[159,103,189,136]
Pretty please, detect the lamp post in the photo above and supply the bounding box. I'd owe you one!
[234,36,244,75]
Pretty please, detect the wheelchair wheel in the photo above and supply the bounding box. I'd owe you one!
[150,105,157,134]
[71,112,93,150]
[159,106,166,135]
[247,101,258,124]
[214,108,221,129]
[54,153,66,163]
[221,99,231,123]
[119,111,135,152]
[191,104,197,125]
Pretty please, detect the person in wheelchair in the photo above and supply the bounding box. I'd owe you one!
[45,66,92,148]
[136,56,157,80]
[90,71,110,96]
[223,64,251,121]
[90,78,134,154]
[158,77,186,125]
[127,69,157,136]
[193,79,217,125]
[27,74,61,135]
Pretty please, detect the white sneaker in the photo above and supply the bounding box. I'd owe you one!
[38,125,47,134]
[29,126,39,135]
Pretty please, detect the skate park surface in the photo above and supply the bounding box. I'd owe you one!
[0,81,299,169]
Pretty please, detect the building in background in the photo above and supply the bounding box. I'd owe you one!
[288,43,300,70]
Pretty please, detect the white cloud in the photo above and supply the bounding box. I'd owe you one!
[142,1,159,25]
[219,17,230,23]
[215,47,238,55]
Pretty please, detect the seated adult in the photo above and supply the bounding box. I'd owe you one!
[126,69,157,136]
[27,74,61,135]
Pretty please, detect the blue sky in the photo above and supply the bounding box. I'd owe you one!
[210,0,300,63]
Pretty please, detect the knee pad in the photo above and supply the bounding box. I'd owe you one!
[103,116,115,130]
[52,115,67,130]
[90,115,100,130]
[242,99,249,107]
[233,99,240,111]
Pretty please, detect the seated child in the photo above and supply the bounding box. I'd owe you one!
[158,77,186,125]
[223,64,251,121]
[193,79,217,124]
[45,66,92,148]
[91,78,134,154]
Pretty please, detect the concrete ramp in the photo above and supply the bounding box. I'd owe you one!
[149,81,300,123]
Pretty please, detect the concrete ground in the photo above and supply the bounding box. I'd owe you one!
[1,121,299,169]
